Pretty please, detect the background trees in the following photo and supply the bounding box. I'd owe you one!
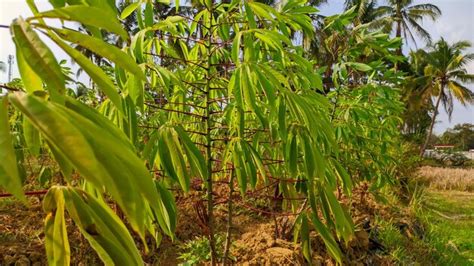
[418,39,474,155]
[375,0,441,51]
[439,123,474,151]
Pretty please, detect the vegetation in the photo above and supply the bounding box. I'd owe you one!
[438,123,474,150]
[417,39,474,155]
[0,0,472,265]
[417,166,474,191]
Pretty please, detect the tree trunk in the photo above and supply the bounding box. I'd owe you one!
[395,2,403,56]
[420,91,443,157]
[394,20,403,57]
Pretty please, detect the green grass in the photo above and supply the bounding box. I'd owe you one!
[374,186,474,265]
[422,190,474,263]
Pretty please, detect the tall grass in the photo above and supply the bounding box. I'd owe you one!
[416,166,474,191]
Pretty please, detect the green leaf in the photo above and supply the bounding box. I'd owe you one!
[157,130,179,183]
[127,74,144,109]
[144,2,153,28]
[51,28,145,80]
[332,159,352,195]
[63,187,143,265]
[10,93,173,238]
[232,141,247,194]
[287,133,298,177]
[120,2,141,20]
[11,18,64,102]
[23,117,41,156]
[167,130,191,192]
[346,62,372,72]
[299,214,311,262]
[43,188,70,266]
[34,6,128,40]
[47,140,73,180]
[0,97,26,203]
[232,31,242,65]
[174,125,208,179]
[38,166,52,186]
[48,0,65,8]
[16,47,42,93]
[310,212,342,264]
[47,33,124,114]
[322,186,354,240]
[154,181,177,236]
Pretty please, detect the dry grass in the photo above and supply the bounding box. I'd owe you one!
[415,166,474,192]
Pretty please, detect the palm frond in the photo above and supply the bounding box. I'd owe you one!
[454,73,474,84]
[406,16,431,43]
[447,80,474,105]
[451,40,472,52]
[407,4,441,19]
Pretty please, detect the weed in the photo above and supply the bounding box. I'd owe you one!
[178,234,231,264]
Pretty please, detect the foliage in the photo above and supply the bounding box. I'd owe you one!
[417,39,474,155]
[375,0,441,45]
[439,123,474,151]
[178,234,228,265]
[0,0,429,265]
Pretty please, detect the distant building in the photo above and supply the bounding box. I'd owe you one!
[465,149,474,160]
[433,144,455,150]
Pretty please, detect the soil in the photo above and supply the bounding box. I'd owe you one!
[0,182,414,265]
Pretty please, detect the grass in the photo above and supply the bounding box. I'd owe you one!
[416,166,474,191]
[374,166,474,265]
[422,190,474,263]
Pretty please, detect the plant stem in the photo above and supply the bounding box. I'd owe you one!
[204,3,217,265]
[223,170,235,266]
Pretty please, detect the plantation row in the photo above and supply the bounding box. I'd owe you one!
[0,0,472,265]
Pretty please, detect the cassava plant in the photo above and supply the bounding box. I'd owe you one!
[0,0,404,265]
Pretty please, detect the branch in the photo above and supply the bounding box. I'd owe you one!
[0,84,21,92]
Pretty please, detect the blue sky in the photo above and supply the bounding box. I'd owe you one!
[1,0,473,134]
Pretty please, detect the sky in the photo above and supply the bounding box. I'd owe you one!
[1,0,473,134]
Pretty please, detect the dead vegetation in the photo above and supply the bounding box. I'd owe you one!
[415,166,474,191]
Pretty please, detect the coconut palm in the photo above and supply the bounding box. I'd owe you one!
[344,0,382,26]
[419,38,474,156]
[376,0,441,53]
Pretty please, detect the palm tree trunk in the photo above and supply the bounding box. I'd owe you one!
[395,0,403,56]
[419,91,443,157]
[395,20,402,56]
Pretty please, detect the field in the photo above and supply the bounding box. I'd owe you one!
[410,166,474,264]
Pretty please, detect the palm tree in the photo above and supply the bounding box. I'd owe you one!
[376,0,441,54]
[344,0,382,26]
[419,39,474,156]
